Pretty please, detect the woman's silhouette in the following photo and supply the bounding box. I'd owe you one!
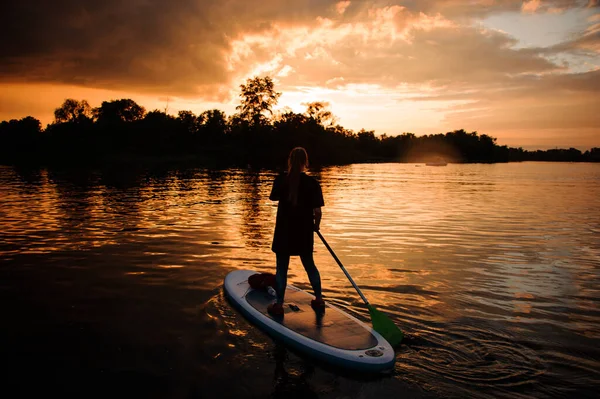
[268,147,325,316]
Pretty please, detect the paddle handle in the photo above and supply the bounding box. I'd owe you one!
[316,230,371,306]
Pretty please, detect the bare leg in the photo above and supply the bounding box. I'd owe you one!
[299,252,322,299]
[275,253,290,304]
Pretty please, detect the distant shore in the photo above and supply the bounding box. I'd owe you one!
[2,77,598,167]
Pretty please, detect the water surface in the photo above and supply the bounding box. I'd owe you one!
[1,162,599,398]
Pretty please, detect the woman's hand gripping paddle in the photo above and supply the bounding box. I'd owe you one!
[317,230,404,347]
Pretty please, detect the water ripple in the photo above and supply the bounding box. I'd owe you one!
[1,163,599,398]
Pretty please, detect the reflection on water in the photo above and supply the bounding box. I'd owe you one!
[1,162,599,398]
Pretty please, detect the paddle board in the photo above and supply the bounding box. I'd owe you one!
[224,269,396,372]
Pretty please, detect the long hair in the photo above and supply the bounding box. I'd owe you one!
[287,147,308,206]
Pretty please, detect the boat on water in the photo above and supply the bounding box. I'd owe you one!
[425,156,448,166]
[425,162,447,166]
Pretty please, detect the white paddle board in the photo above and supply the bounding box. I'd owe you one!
[224,269,396,372]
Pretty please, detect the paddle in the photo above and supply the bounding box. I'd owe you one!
[316,230,404,347]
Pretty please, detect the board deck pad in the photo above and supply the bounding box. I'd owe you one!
[246,287,378,350]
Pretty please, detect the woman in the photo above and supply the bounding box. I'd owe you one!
[268,147,325,316]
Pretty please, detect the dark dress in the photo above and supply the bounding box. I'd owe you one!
[270,172,325,255]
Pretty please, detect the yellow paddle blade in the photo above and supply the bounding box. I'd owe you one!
[368,305,404,347]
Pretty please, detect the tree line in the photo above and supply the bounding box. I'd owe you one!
[1,76,598,167]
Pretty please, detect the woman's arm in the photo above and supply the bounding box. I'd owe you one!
[313,207,322,231]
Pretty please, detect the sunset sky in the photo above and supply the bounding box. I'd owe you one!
[1,0,599,150]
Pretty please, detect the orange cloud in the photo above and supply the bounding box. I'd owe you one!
[522,0,542,13]
[336,1,351,15]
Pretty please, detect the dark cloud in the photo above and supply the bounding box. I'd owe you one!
[1,1,221,94]
[0,0,597,103]
[0,0,338,97]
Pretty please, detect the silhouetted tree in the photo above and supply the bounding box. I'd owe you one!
[235,76,281,126]
[583,148,600,162]
[94,99,146,124]
[272,110,311,162]
[138,110,178,154]
[304,101,336,126]
[200,110,227,134]
[0,116,43,162]
[54,99,92,123]
[199,109,228,143]
[1,75,596,166]
[177,110,199,133]
[357,129,380,158]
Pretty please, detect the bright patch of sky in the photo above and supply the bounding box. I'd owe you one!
[480,7,593,49]
[278,86,464,135]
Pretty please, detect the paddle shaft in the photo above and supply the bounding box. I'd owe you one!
[316,230,371,306]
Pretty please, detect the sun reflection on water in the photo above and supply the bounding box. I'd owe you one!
[1,162,600,398]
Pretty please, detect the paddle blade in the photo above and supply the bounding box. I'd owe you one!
[368,305,404,347]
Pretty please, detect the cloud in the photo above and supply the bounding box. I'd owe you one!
[1,0,590,97]
[336,1,351,15]
[522,0,542,13]
[227,9,560,90]
[0,0,598,148]
[532,11,600,56]
[0,0,596,95]
[395,0,584,19]
[422,69,600,133]
[0,0,340,98]
[560,22,600,52]
[1,1,224,97]
[587,0,600,7]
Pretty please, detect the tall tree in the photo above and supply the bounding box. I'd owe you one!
[235,76,281,125]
